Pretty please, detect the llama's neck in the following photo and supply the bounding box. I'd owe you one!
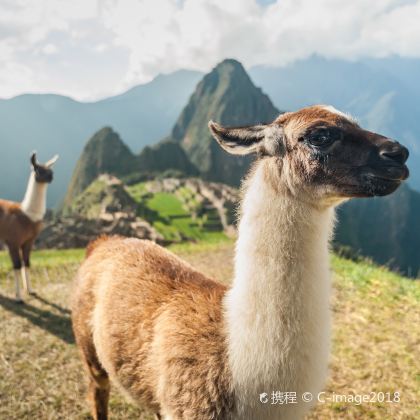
[225,163,336,418]
[21,173,48,222]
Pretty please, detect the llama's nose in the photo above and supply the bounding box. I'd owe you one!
[379,141,409,164]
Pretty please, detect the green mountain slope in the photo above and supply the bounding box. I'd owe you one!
[62,127,137,210]
[335,183,420,277]
[171,59,280,185]
[62,129,199,211]
[136,140,198,177]
[126,178,237,242]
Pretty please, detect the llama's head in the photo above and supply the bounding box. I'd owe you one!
[30,152,59,184]
[209,105,409,204]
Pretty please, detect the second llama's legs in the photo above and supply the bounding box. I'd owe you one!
[21,241,34,295]
[7,243,23,303]
[13,269,23,303]
[21,267,33,295]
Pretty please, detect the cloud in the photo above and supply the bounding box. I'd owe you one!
[101,0,420,86]
[1,0,420,99]
[42,43,58,55]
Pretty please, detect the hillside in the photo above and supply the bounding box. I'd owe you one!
[171,59,280,185]
[63,129,198,209]
[136,140,198,178]
[126,178,237,242]
[0,242,418,418]
[61,154,420,277]
[336,183,420,277]
[62,174,237,245]
[62,127,137,209]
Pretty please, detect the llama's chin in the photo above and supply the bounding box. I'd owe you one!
[336,173,406,198]
[362,173,406,197]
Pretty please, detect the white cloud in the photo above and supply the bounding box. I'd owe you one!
[101,0,420,87]
[42,43,58,55]
[1,0,420,99]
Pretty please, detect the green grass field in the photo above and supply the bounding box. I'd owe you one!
[126,182,228,242]
[0,242,419,419]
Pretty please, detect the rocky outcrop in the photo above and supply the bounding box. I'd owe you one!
[38,175,238,249]
[36,212,162,249]
[38,175,163,249]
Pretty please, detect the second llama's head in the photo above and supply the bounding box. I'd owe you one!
[30,152,59,184]
[209,105,409,205]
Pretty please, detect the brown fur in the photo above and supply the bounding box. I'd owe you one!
[0,199,42,269]
[72,236,234,420]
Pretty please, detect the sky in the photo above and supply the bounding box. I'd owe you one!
[1,0,420,101]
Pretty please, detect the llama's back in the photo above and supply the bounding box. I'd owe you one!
[72,236,234,419]
[0,199,41,243]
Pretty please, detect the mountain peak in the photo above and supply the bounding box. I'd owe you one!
[215,58,245,71]
[171,59,280,185]
[62,127,136,210]
[94,126,114,136]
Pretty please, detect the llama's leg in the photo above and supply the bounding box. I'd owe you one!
[21,240,34,294]
[86,364,110,420]
[7,243,23,303]
[77,338,110,420]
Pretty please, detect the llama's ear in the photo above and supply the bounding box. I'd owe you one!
[45,154,59,168]
[208,121,284,156]
[208,121,269,155]
[30,152,38,168]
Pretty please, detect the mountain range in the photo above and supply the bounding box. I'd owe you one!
[63,127,197,208]
[63,59,279,206]
[0,70,201,207]
[61,59,420,277]
[2,55,420,206]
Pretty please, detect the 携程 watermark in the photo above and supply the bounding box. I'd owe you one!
[259,391,400,405]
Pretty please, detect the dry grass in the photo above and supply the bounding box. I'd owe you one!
[0,242,418,419]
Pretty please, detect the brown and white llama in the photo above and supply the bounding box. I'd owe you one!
[72,105,409,420]
[0,152,59,302]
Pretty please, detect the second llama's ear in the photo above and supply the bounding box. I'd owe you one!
[45,154,59,168]
[30,152,38,168]
[208,121,284,156]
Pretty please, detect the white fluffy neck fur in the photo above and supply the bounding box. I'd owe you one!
[21,172,48,222]
[225,163,336,420]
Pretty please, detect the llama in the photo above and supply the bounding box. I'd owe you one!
[0,152,59,302]
[72,105,409,420]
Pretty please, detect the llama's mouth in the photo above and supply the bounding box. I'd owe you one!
[366,164,409,182]
[361,168,408,197]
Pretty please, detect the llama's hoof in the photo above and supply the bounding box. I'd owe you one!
[28,291,37,296]
[15,299,25,304]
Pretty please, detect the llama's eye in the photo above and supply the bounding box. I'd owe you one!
[307,129,339,148]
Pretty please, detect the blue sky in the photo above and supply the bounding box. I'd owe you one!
[1,0,419,100]
[257,0,276,5]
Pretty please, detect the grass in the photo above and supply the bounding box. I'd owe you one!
[126,182,228,242]
[0,242,419,419]
[0,249,84,276]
